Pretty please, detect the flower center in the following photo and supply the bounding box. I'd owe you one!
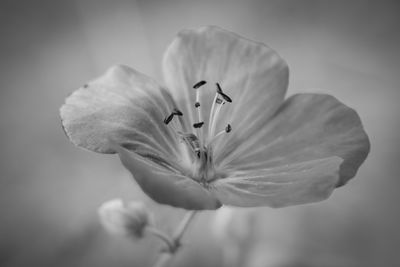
[164,81,232,185]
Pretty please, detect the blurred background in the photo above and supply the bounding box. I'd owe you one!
[0,0,399,266]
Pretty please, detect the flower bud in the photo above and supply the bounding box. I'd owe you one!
[98,199,152,239]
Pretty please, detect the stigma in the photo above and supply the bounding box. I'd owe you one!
[163,81,232,183]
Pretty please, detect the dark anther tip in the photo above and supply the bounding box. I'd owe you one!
[195,102,200,108]
[193,80,207,89]
[164,114,174,124]
[221,93,232,103]
[216,83,222,93]
[215,83,232,103]
[193,122,205,128]
[172,108,183,116]
[225,124,232,133]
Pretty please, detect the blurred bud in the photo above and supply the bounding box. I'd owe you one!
[98,199,152,239]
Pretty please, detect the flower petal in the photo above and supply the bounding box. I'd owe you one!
[60,65,180,157]
[163,26,288,151]
[219,94,370,186]
[212,157,343,208]
[116,145,221,210]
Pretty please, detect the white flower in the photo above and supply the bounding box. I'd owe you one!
[61,26,370,210]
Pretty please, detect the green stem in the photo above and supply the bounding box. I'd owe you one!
[152,211,197,267]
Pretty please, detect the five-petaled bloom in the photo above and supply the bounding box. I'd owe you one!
[60,26,370,210]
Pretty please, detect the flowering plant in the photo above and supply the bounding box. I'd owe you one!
[60,26,369,266]
[61,26,369,210]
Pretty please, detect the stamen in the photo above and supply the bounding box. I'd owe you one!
[219,90,232,103]
[216,83,232,103]
[163,113,174,125]
[193,80,207,89]
[209,99,226,138]
[225,124,232,133]
[193,81,205,144]
[164,108,183,125]
[163,81,234,181]
[172,108,183,116]
[193,122,204,128]
[207,123,232,146]
[208,94,219,136]
[208,83,233,140]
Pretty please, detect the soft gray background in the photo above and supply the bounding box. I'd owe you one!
[0,0,399,266]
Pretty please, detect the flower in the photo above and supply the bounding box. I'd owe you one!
[60,26,370,210]
[98,199,152,238]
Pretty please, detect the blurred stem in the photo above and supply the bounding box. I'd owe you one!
[172,210,196,242]
[152,211,197,267]
[152,253,172,267]
[146,227,175,252]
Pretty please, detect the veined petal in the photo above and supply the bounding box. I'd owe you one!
[163,26,288,151]
[60,65,180,158]
[220,94,370,186]
[116,145,221,210]
[212,157,342,208]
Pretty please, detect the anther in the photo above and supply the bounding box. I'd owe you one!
[207,123,232,146]
[216,82,223,94]
[172,108,183,116]
[193,80,207,89]
[163,114,174,125]
[225,124,232,133]
[216,83,232,103]
[208,83,233,139]
[193,122,204,128]
[164,108,183,125]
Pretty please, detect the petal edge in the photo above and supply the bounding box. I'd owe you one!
[60,65,179,156]
[212,157,343,208]
[220,93,370,187]
[116,145,221,210]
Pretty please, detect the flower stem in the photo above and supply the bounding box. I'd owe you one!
[152,253,172,267]
[146,227,175,252]
[172,210,196,242]
[152,211,197,267]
